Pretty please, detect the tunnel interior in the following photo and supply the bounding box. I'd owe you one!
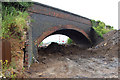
[42,29,92,48]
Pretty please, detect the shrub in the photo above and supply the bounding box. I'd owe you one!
[67,38,73,44]
[2,10,30,39]
[1,2,32,39]
[91,20,114,37]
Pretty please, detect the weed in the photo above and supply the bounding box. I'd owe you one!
[2,10,30,39]
[1,2,32,39]
[0,60,16,78]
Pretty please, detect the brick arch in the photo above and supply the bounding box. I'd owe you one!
[37,25,91,46]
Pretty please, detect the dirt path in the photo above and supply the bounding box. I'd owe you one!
[26,30,119,78]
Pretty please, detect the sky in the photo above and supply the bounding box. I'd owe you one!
[42,34,69,43]
[32,0,119,43]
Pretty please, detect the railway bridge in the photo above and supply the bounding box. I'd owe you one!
[26,2,103,65]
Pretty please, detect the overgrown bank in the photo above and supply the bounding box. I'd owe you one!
[1,2,32,78]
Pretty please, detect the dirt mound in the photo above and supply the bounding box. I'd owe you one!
[27,30,119,78]
[45,42,63,53]
[94,30,119,49]
[38,42,64,54]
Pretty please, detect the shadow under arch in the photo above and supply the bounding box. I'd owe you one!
[37,25,92,48]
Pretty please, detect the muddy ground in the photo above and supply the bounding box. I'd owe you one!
[26,30,119,78]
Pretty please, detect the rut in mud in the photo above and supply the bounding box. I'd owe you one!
[26,30,119,78]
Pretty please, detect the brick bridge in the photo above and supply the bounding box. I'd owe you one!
[26,2,103,65]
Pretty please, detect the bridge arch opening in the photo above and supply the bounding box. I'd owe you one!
[37,27,92,49]
[38,34,69,47]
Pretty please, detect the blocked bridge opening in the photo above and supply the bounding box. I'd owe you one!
[27,2,104,66]
[36,28,93,62]
[37,29,92,49]
[38,34,69,47]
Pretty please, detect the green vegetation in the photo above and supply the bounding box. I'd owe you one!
[91,20,114,37]
[0,60,16,78]
[0,59,26,78]
[2,11,29,39]
[0,2,32,78]
[1,2,32,39]
[67,38,73,44]
[67,20,114,44]
[38,42,43,47]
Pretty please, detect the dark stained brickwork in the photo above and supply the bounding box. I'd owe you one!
[27,2,103,65]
